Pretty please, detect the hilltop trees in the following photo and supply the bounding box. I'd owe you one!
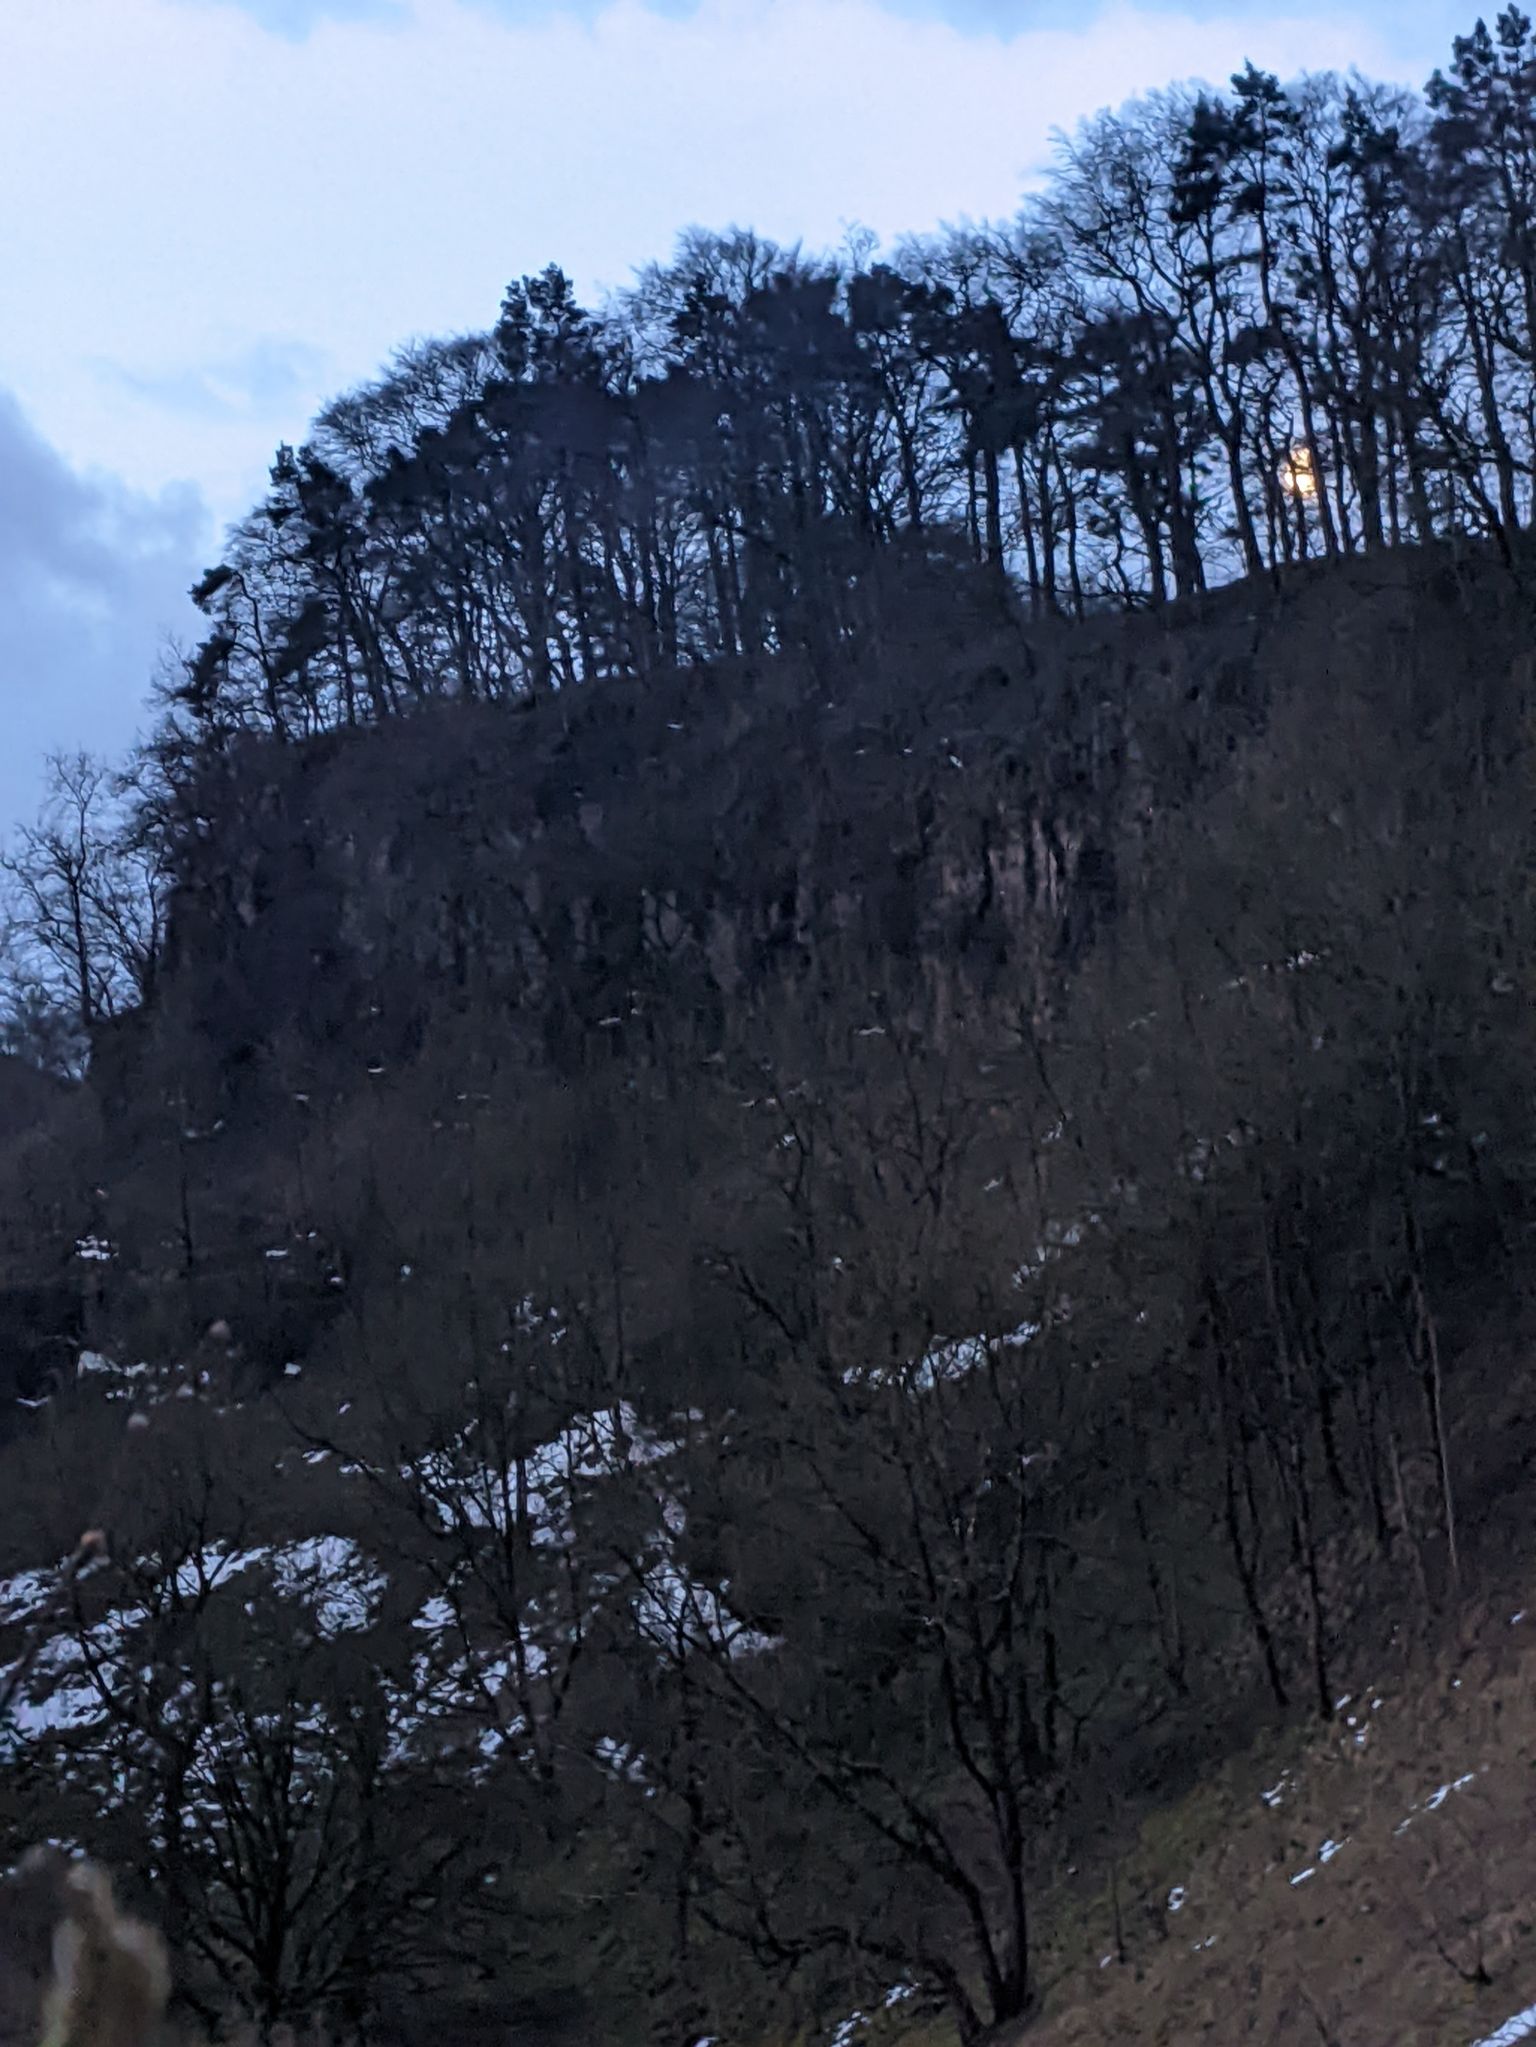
[123,24,1533,788]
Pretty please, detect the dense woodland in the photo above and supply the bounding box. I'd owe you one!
[170,9,1536,728]
[2,21,1536,2047]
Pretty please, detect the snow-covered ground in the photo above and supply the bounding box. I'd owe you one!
[1473,2010,1536,2047]
[0,1373,772,1787]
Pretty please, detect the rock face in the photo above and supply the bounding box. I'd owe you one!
[38,541,1531,1394]
[129,609,1146,1101]
[0,1850,168,2047]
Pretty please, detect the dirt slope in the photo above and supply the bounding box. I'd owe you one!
[1008,1597,1536,2047]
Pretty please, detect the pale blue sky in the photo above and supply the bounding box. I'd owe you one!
[0,0,1478,829]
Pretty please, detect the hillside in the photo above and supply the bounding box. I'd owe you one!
[11,25,1536,2030]
[1000,1561,1536,2047]
[0,531,1534,2044]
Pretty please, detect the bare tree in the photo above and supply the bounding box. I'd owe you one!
[0,753,167,1070]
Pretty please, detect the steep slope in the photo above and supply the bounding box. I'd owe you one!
[1,541,1535,2045]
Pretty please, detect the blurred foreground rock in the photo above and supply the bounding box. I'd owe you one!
[0,1850,168,2047]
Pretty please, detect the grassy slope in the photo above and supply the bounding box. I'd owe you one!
[833,1594,1536,2047]
[1027,1600,1536,2046]
[802,1321,1536,2047]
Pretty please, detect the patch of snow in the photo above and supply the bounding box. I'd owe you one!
[636,1562,781,1661]
[89,1359,158,1403]
[1401,1772,1477,1833]
[594,1735,647,1785]
[268,1535,387,1636]
[3,1669,103,1740]
[1471,2005,1536,2047]
[0,1567,61,1626]
[849,1318,1039,1393]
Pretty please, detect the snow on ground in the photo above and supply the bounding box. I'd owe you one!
[0,1566,60,1626]
[412,1400,677,1545]
[845,1317,1039,1392]
[1472,2008,1536,2047]
[1,1656,100,1740]
[269,1534,388,1635]
[0,1529,391,1747]
[1395,1771,1479,1836]
[0,1369,776,1806]
[825,1983,918,2045]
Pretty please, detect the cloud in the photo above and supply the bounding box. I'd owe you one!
[100,338,337,422]
[0,390,208,833]
[184,0,1461,42]
[173,0,407,36]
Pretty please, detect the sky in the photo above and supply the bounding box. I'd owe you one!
[0,0,1478,831]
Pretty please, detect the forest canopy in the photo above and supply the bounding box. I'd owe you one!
[159,18,1536,743]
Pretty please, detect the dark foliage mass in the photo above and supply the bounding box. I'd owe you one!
[162,13,1536,744]
[3,22,1536,2047]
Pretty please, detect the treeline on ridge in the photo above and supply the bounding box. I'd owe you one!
[163,10,1536,752]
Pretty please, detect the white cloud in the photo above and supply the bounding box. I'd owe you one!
[0,390,207,832]
[4,0,1442,537]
